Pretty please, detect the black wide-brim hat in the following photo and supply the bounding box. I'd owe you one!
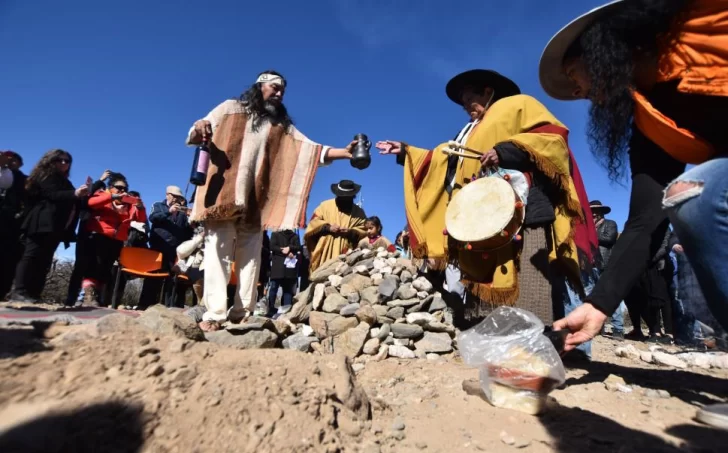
[331,179,361,198]
[445,69,521,105]
[589,200,612,214]
[539,1,625,100]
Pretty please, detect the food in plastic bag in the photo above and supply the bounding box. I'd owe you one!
[458,306,566,415]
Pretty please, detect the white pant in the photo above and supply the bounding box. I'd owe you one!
[202,220,262,322]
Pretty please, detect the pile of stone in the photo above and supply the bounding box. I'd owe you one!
[206,247,458,360]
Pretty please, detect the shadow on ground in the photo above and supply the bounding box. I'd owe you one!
[0,328,50,359]
[539,404,728,453]
[0,401,147,453]
[564,360,728,407]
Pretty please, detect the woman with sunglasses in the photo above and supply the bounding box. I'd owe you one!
[9,149,89,303]
[80,173,146,307]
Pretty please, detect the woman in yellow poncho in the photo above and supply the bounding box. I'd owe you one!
[378,69,600,324]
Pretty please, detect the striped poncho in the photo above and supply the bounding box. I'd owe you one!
[186,100,327,230]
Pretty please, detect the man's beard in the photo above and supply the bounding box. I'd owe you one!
[259,99,288,125]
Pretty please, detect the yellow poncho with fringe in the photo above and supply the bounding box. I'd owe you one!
[402,94,589,304]
[304,199,367,272]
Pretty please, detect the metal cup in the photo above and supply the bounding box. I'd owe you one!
[350,133,371,170]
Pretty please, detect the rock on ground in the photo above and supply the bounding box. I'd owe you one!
[137,306,205,341]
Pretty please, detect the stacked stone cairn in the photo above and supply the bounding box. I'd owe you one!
[205,247,457,360]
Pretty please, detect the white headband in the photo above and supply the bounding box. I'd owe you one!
[256,73,285,86]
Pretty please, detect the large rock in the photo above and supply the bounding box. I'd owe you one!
[322,294,348,313]
[286,299,311,323]
[225,317,276,334]
[375,323,391,341]
[395,284,418,300]
[390,323,424,339]
[311,284,326,311]
[339,284,357,298]
[294,284,313,304]
[372,305,389,318]
[428,295,447,313]
[205,329,278,349]
[341,273,374,292]
[329,275,344,288]
[372,258,387,270]
[137,305,205,341]
[334,322,370,358]
[412,277,434,292]
[355,305,378,325]
[424,322,456,335]
[282,333,319,352]
[362,338,380,355]
[309,312,339,339]
[310,259,340,282]
[386,298,420,308]
[340,303,360,317]
[347,292,361,305]
[327,316,359,337]
[324,286,340,297]
[406,312,436,326]
[399,270,413,283]
[346,250,365,265]
[389,345,416,359]
[386,307,405,320]
[359,286,379,305]
[378,277,399,300]
[415,332,453,353]
[652,351,688,369]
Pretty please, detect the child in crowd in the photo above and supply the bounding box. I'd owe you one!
[358,216,395,252]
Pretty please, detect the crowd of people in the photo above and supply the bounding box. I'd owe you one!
[2,0,727,429]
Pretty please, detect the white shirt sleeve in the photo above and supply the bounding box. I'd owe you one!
[185,99,242,146]
[0,168,14,190]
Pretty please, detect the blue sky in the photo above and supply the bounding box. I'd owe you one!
[1,0,628,259]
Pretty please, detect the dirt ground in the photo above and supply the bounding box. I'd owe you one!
[0,320,726,453]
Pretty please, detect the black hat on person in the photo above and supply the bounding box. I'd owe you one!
[445,69,521,105]
[589,200,612,214]
[331,180,361,198]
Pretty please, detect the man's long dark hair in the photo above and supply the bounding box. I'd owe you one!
[239,69,294,132]
[26,149,72,195]
[567,0,691,180]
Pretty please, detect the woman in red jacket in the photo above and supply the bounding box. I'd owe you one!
[81,174,146,306]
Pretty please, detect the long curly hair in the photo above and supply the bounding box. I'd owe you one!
[239,69,294,132]
[567,0,691,180]
[25,149,73,195]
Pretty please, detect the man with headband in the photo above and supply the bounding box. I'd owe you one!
[377,69,599,335]
[186,69,357,330]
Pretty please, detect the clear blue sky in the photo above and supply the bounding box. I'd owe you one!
[1,0,630,259]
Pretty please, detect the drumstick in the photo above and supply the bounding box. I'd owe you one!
[441,148,482,160]
[446,140,485,156]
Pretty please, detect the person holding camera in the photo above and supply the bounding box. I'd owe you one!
[79,173,146,307]
[0,151,26,300]
[138,185,192,309]
[10,149,89,303]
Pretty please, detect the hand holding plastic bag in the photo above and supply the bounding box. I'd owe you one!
[458,307,566,414]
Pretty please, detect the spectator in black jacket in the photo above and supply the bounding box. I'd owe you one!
[590,200,618,270]
[10,149,89,303]
[298,244,311,293]
[590,200,626,339]
[0,151,27,300]
[267,229,300,317]
[257,232,271,302]
[138,185,192,309]
[65,170,110,306]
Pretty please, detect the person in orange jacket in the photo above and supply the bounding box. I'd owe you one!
[81,173,146,306]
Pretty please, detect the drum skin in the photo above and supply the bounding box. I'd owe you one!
[445,177,524,251]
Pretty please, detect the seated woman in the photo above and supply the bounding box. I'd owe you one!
[82,173,146,307]
[357,216,395,252]
[176,223,205,307]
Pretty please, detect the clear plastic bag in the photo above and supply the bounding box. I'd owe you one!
[458,307,566,414]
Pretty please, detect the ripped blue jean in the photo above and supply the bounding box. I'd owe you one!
[663,157,728,331]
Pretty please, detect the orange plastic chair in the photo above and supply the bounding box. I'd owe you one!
[111,247,170,309]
